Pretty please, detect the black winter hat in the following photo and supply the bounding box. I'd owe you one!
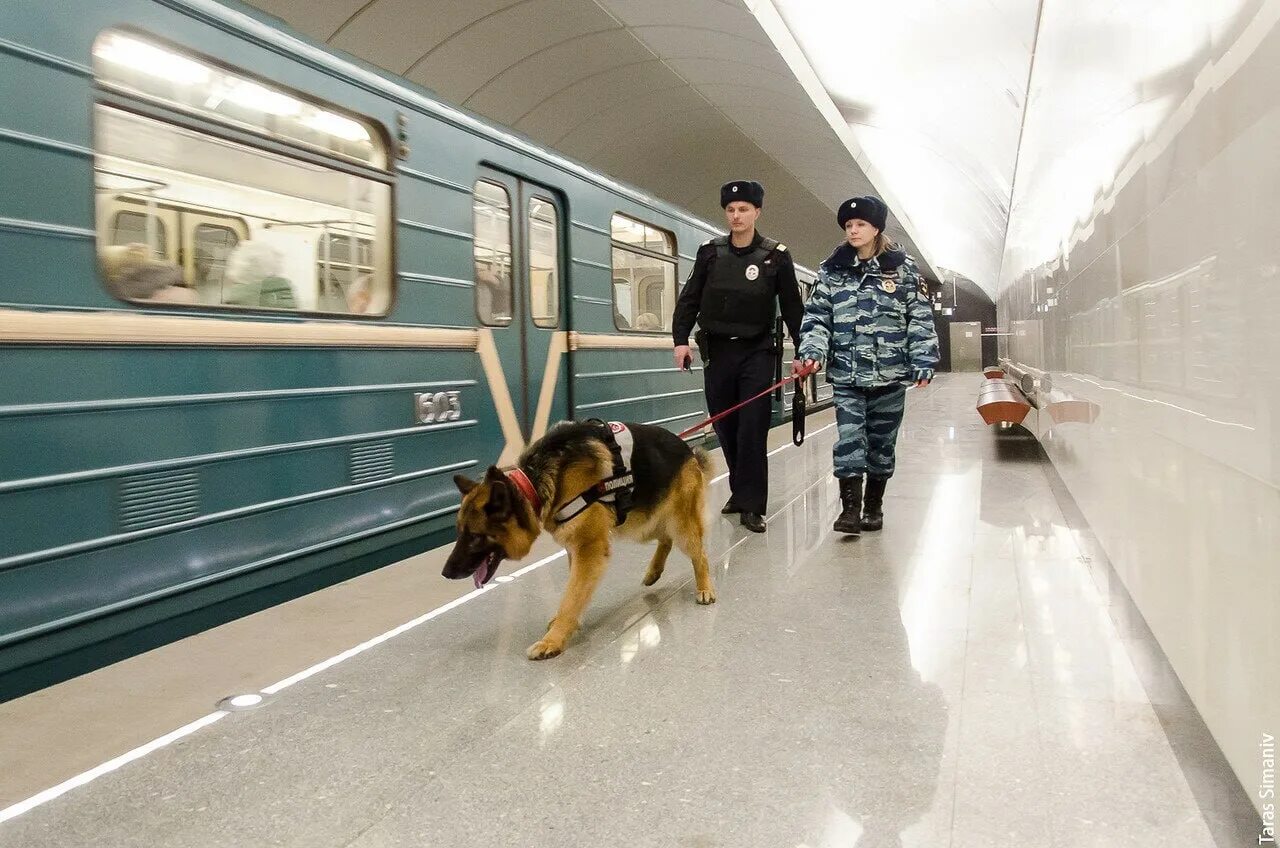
[721,180,764,208]
[838,196,888,232]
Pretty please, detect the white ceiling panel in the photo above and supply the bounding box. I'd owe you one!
[665,58,803,99]
[514,63,685,142]
[623,25,785,72]
[466,29,653,125]
[245,0,365,42]
[404,0,619,103]
[556,86,710,161]
[330,0,526,74]
[602,0,766,39]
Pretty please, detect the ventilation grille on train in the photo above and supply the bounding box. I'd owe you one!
[350,442,395,484]
[119,470,200,532]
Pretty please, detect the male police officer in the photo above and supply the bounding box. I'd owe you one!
[673,180,804,533]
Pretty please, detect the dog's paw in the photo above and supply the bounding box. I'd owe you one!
[696,588,717,605]
[642,566,664,586]
[526,637,565,660]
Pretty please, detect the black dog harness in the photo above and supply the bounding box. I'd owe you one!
[554,420,636,526]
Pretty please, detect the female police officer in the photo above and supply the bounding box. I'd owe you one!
[673,180,804,533]
[795,196,939,536]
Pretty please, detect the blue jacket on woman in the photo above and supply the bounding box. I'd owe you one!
[798,243,940,387]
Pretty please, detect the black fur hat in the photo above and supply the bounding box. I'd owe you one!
[721,180,764,208]
[837,196,888,232]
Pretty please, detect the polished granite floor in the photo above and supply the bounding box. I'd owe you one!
[0,376,1261,847]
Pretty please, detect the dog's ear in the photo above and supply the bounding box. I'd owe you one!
[453,474,478,494]
[484,466,506,484]
[485,476,511,517]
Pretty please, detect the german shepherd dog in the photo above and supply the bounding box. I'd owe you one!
[443,421,716,660]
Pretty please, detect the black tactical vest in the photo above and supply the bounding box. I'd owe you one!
[697,235,780,338]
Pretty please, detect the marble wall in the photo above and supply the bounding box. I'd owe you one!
[997,0,1280,814]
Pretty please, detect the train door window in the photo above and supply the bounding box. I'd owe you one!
[640,278,666,317]
[473,180,513,326]
[527,196,559,328]
[111,210,168,256]
[610,213,677,333]
[317,232,375,313]
[91,30,392,314]
[189,221,242,302]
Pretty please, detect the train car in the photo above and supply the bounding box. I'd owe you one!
[0,0,827,698]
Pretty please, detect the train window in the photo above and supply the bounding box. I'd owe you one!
[91,31,392,315]
[473,181,514,326]
[610,213,676,333]
[528,197,559,328]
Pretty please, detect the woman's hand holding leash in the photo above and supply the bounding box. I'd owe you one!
[793,358,819,377]
[674,345,693,371]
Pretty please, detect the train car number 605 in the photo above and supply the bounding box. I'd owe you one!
[415,391,463,424]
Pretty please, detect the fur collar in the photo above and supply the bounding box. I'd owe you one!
[822,242,907,275]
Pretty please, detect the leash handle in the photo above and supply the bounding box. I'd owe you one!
[792,387,807,446]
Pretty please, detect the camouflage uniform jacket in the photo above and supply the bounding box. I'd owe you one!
[798,244,940,387]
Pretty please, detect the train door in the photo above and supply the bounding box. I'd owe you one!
[472,168,569,452]
[179,211,249,303]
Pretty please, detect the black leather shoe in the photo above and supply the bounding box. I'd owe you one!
[740,512,766,533]
[721,498,742,514]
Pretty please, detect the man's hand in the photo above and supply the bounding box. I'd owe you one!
[674,345,693,370]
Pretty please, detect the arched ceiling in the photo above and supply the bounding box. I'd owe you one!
[241,0,941,279]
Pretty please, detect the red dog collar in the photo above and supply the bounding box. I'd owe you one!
[504,467,542,515]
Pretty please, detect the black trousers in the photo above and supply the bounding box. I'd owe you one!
[703,338,774,514]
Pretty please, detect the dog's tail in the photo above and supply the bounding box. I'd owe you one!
[692,446,712,480]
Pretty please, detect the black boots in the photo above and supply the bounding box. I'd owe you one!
[833,475,863,535]
[862,476,888,531]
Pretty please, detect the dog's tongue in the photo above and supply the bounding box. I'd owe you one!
[473,553,496,589]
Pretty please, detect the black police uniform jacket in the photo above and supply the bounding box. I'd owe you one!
[672,231,804,348]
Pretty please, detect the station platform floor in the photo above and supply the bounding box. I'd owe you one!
[0,375,1261,847]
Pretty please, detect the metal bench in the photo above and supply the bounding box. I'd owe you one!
[1043,388,1101,425]
[976,377,1032,425]
[998,358,1052,396]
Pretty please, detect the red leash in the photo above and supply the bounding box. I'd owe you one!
[678,363,818,439]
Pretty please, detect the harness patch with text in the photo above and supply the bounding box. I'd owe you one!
[554,421,636,525]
